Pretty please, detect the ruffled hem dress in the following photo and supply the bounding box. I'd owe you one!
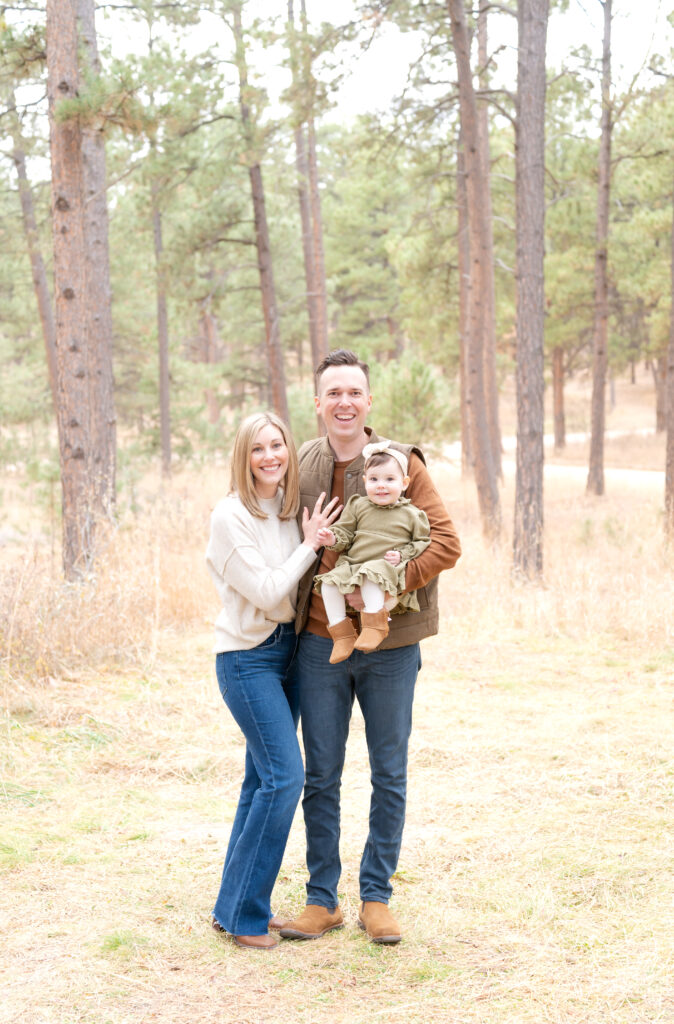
[314,494,431,614]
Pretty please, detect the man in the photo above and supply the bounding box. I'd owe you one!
[280,350,461,945]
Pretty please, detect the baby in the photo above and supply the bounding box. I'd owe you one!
[314,440,431,664]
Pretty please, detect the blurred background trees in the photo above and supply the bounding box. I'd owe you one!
[1,0,674,569]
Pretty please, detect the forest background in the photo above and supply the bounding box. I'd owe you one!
[1,2,674,1022]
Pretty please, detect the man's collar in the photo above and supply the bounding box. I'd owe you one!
[325,426,380,466]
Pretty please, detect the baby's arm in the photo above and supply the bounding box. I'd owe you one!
[319,495,360,552]
[384,549,402,566]
[317,527,337,547]
[391,507,432,564]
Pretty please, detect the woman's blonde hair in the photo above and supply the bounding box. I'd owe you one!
[229,411,300,521]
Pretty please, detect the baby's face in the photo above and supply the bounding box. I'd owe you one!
[363,458,408,506]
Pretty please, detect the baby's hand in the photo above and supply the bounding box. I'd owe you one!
[317,527,336,547]
[384,549,401,566]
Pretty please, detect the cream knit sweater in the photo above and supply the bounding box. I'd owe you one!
[206,492,317,653]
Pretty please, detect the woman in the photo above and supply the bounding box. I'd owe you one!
[206,411,340,950]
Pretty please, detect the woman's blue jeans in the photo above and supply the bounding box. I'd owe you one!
[212,623,304,936]
[296,631,421,909]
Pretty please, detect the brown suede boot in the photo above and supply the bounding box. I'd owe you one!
[353,609,389,653]
[279,905,344,940]
[327,617,357,664]
[357,901,402,944]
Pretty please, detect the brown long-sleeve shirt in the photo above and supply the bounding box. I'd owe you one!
[297,430,461,647]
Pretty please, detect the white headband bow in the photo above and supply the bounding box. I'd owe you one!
[362,439,408,476]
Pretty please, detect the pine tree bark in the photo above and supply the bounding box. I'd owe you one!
[552,345,566,449]
[477,5,502,479]
[46,0,94,576]
[652,355,666,432]
[152,184,172,477]
[301,0,329,361]
[232,3,289,423]
[586,0,612,496]
[665,168,674,541]
[8,95,58,405]
[287,0,322,410]
[513,0,549,578]
[199,303,222,424]
[448,0,501,538]
[306,116,328,360]
[77,0,116,519]
[456,126,473,475]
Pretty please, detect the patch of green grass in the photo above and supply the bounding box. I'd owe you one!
[0,782,48,806]
[408,962,453,983]
[57,721,115,747]
[0,839,35,870]
[100,930,148,958]
[578,518,594,545]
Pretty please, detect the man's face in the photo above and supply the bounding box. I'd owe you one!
[315,365,372,445]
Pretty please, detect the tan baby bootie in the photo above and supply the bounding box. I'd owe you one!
[354,609,389,653]
[327,617,357,664]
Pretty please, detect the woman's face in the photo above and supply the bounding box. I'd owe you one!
[249,423,290,498]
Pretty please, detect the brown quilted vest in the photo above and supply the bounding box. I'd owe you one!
[295,428,439,649]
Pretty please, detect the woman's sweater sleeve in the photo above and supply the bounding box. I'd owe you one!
[206,502,317,613]
[222,543,317,612]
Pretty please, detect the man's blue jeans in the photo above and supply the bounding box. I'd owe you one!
[212,623,304,936]
[296,631,421,908]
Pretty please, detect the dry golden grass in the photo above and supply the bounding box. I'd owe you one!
[1,392,673,1024]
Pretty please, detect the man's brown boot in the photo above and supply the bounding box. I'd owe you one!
[327,618,357,664]
[353,609,389,653]
[279,905,344,940]
[357,901,402,944]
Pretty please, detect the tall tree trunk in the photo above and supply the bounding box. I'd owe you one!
[288,0,323,434]
[288,0,318,366]
[513,0,549,578]
[8,96,58,405]
[457,125,473,475]
[146,30,172,478]
[552,345,566,449]
[232,3,289,424]
[77,0,116,520]
[199,303,222,424]
[448,0,501,539]
[586,0,612,496]
[306,116,328,360]
[152,183,172,477]
[665,168,674,541]
[46,0,94,576]
[294,120,319,364]
[477,5,502,479]
[652,355,666,432]
[301,0,329,361]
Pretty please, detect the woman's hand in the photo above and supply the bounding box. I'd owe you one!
[302,493,342,551]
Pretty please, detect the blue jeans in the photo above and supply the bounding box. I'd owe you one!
[212,623,304,936]
[296,631,421,908]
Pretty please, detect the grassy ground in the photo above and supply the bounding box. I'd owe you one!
[1,371,673,1023]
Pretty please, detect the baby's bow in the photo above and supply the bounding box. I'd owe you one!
[362,439,408,476]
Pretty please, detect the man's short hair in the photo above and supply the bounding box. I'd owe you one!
[315,349,370,390]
